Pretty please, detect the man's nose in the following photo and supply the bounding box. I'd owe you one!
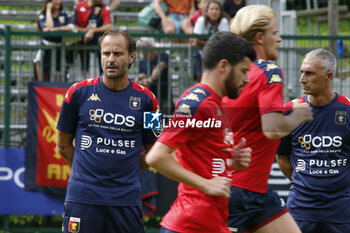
[107,54,115,63]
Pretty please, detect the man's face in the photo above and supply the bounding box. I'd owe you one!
[224,57,251,99]
[261,18,282,61]
[299,56,329,95]
[100,34,135,80]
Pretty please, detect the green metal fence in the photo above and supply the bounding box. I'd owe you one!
[0,27,206,148]
[2,30,350,148]
[2,28,350,148]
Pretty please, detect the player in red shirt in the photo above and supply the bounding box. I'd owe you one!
[221,5,313,233]
[74,0,113,44]
[146,31,256,233]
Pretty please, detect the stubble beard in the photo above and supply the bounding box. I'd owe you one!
[104,63,128,80]
[105,71,126,80]
[224,68,239,99]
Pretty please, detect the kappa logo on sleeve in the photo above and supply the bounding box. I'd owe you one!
[268,74,282,84]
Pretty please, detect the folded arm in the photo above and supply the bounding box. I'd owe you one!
[57,130,75,167]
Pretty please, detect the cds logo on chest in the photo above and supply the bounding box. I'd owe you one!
[298,134,342,150]
[89,109,135,127]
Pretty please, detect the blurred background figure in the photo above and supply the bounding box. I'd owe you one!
[74,0,120,11]
[71,0,113,78]
[34,0,73,81]
[190,0,210,27]
[222,0,245,19]
[192,0,229,81]
[137,37,174,114]
[154,0,195,34]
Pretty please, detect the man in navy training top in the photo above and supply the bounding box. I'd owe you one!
[277,48,350,233]
[56,29,159,233]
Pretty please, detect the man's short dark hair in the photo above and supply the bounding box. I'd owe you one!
[202,31,256,70]
[98,29,136,55]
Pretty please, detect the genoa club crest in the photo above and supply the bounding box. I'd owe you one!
[335,110,346,125]
[68,217,81,232]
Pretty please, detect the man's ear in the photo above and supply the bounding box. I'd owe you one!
[218,59,230,73]
[217,59,232,79]
[254,31,264,45]
[326,71,334,81]
[129,52,136,65]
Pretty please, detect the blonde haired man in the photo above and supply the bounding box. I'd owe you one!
[222,5,313,233]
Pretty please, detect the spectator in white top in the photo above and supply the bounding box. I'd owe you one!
[192,0,229,81]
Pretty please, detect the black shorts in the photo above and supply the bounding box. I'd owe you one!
[296,220,350,233]
[227,186,288,233]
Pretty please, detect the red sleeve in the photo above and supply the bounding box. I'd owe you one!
[337,94,350,106]
[101,5,112,24]
[131,82,159,111]
[64,77,100,103]
[283,96,305,113]
[191,10,201,25]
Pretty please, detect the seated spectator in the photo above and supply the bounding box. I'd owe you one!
[137,37,174,113]
[72,0,113,77]
[154,0,195,34]
[192,0,229,81]
[34,0,74,81]
[222,0,245,19]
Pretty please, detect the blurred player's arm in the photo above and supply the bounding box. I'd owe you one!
[109,0,120,11]
[138,61,167,87]
[189,0,196,17]
[261,100,313,140]
[57,130,75,167]
[276,154,292,180]
[83,23,113,44]
[150,61,167,83]
[155,0,173,33]
[146,142,231,198]
[141,144,154,170]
